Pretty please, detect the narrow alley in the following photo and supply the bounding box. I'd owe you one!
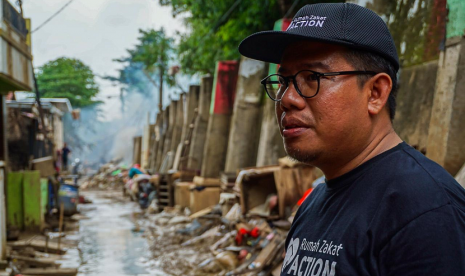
[69,191,166,276]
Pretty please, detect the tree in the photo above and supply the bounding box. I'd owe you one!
[160,0,342,75]
[36,57,100,107]
[109,28,176,112]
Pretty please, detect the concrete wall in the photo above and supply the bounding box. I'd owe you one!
[201,61,239,178]
[393,60,438,152]
[446,42,465,174]
[155,107,169,171]
[170,97,184,154]
[225,57,267,173]
[256,96,286,166]
[188,76,213,172]
[426,38,464,175]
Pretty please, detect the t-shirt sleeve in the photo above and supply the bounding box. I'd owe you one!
[379,204,465,276]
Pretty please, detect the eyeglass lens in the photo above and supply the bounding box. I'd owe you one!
[264,71,319,100]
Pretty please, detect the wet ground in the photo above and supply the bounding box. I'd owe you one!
[61,190,166,276]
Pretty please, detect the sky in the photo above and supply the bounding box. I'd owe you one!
[21,0,187,120]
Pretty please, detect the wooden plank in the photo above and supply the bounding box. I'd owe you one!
[193,176,221,187]
[10,255,59,268]
[189,206,213,219]
[21,268,77,276]
[8,240,67,255]
[250,237,282,269]
[32,156,55,178]
[6,172,24,230]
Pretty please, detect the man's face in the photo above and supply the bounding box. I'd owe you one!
[276,42,372,167]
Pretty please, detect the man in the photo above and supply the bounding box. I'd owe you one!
[61,143,71,171]
[239,3,465,276]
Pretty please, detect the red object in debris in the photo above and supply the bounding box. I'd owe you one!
[238,228,248,235]
[249,227,260,238]
[297,188,314,206]
[235,232,244,245]
[236,227,261,245]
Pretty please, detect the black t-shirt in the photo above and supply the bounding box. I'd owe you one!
[281,142,465,276]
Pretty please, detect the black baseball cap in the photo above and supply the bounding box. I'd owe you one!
[238,3,399,71]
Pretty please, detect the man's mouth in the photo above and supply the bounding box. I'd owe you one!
[281,117,311,138]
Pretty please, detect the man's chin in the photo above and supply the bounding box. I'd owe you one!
[285,145,319,164]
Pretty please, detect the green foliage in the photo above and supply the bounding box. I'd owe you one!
[108,28,176,94]
[36,57,100,107]
[160,0,343,75]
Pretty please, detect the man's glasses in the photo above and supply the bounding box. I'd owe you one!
[260,70,377,101]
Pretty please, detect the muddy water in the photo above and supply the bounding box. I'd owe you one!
[63,190,166,276]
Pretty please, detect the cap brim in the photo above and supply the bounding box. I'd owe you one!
[239,30,357,64]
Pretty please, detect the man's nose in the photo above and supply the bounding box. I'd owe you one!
[278,81,306,111]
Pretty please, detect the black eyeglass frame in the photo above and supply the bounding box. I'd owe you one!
[260,70,378,101]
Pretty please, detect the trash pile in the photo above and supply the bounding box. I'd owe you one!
[80,162,128,190]
[146,204,289,276]
[6,232,78,276]
[81,157,324,276]
[140,158,324,276]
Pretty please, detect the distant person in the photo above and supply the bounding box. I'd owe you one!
[61,143,71,171]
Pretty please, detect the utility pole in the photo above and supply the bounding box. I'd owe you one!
[158,56,163,114]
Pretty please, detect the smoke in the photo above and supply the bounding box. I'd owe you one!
[63,68,191,170]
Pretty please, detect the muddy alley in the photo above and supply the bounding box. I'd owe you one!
[72,191,166,276]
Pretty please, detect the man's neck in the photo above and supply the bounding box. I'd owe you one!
[323,126,402,180]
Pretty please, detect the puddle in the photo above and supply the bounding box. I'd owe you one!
[62,190,166,276]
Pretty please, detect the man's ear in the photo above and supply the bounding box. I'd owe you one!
[367,73,392,116]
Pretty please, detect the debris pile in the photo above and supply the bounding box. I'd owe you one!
[140,158,324,276]
[80,162,128,190]
[6,234,78,276]
[81,157,323,276]
[145,204,289,276]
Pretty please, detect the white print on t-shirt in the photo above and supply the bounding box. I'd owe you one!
[283,238,300,271]
[282,238,343,276]
[301,239,344,256]
[286,15,327,30]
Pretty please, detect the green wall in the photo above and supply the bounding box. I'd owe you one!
[6,172,24,230]
[22,171,43,231]
[447,0,465,38]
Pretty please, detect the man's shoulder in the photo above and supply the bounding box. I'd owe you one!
[385,144,463,201]
[369,143,465,230]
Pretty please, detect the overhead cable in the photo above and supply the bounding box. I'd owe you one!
[32,0,75,34]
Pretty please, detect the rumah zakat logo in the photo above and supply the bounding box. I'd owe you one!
[282,238,300,272]
[287,15,327,30]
